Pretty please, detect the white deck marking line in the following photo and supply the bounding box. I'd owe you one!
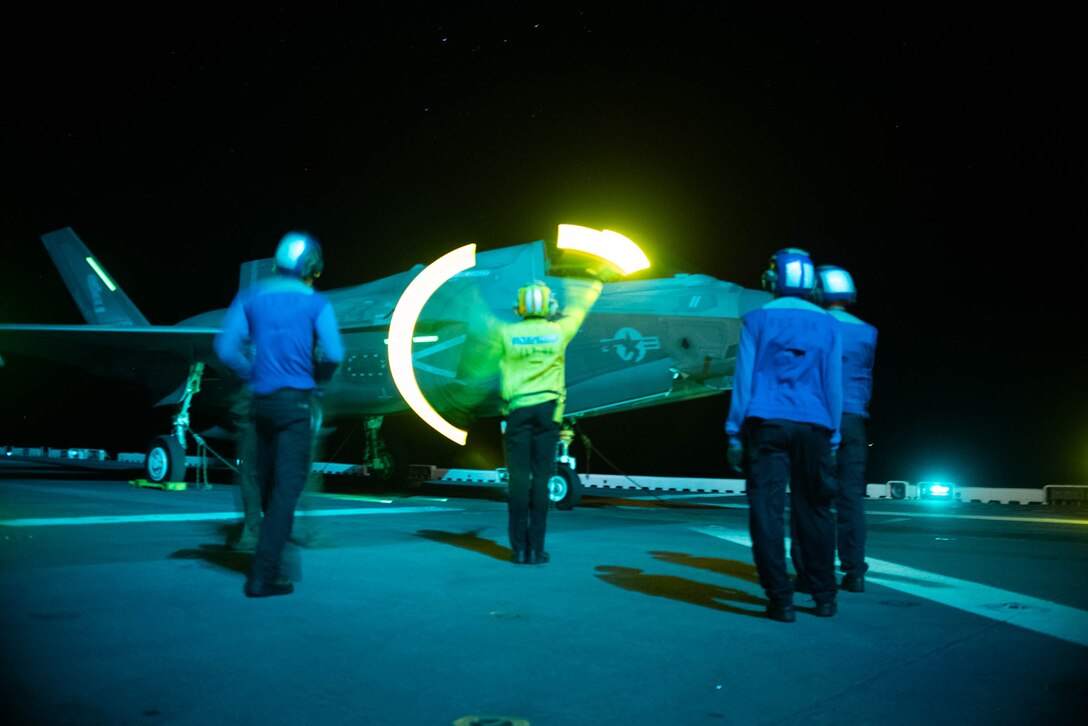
[602,494,1088,526]
[694,526,1088,647]
[308,492,452,503]
[307,493,397,503]
[866,509,1088,526]
[0,506,458,527]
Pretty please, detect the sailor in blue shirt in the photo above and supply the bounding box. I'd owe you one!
[814,265,877,593]
[726,248,842,622]
[215,231,344,598]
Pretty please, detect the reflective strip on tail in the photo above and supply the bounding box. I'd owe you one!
[41,227,150,327]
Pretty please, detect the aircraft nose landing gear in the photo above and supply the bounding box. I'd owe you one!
[548,425,583,510]
[145,434,186,485]
[143,362,203,485]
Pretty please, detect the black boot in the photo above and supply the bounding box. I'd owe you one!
[841,573,865,592]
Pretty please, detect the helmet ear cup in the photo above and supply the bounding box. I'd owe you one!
[761,268,777,292]
[299,247,324,278]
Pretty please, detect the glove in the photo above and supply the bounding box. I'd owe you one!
[595,266,622,283]
[583,263,623,283]
[727,442,744,474]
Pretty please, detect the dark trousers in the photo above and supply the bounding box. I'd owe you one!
[232,390,324,547]
[250,389,315,584]
[504,400,559,554]
[229,390,261,543]
[746,419,837,606]
[835,413,869,576]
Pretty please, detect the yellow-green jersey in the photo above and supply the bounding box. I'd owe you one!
[499,281,602,420]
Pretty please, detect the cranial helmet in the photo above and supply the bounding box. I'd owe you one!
[515,281,555,318]
[274,231,324,279]
[815,265,856,304]
[761,247,816,297]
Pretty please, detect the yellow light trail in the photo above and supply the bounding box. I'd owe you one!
[387,244,476,445]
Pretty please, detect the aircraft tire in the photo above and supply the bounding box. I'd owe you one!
[145,435,186,484]
[549,465,583,510]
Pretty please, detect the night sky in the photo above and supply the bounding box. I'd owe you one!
[2,4,1082,488]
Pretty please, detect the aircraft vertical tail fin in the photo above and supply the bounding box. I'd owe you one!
[238,257,276,291]
[41,227,150,327]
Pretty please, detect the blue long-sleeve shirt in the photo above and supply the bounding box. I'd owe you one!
[828,309,877,417]
[214,274,344,395]
[726,296,843,447]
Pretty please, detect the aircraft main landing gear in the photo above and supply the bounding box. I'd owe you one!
[363,415,394,479]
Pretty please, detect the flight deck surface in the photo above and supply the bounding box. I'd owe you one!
[1,470,1085,725]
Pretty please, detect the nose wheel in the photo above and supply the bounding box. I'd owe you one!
[145,434,186,484]
[143,362,202,485]
[548,464,583,510]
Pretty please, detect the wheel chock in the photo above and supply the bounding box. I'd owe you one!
[130,479,187,491]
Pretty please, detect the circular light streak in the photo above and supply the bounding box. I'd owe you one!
[556,224,650,275]
[388,244,476,445]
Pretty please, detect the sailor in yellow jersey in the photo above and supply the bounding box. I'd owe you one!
[499,278,602,565]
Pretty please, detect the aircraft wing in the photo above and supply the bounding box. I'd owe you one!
[0,324,219,366]
[0,324,226,404]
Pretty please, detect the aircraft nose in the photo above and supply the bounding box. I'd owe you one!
[659,316,741,384]
[671,351,735,382]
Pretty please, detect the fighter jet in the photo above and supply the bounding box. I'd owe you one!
[0,228,770,505]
